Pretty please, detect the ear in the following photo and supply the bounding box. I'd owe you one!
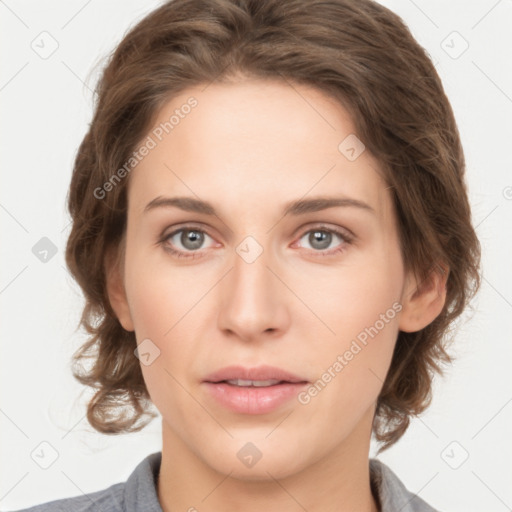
[104,240,135,332]
[399,262,449,333]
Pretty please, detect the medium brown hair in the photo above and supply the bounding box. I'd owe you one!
[65,0,481,452]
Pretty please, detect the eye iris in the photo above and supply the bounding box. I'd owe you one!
[309,230,331,250]
[181,229,204,250]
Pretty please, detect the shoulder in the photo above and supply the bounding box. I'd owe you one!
[369,458,442,512]
[6,482,125,512]
[7,452,163,512]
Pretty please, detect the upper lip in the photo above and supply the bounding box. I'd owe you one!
[203,365,308,384]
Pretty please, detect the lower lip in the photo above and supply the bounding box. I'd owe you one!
[202,381,309,414]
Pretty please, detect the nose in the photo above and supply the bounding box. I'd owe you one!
[217,238,290,343]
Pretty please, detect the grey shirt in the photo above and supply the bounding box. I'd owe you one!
[8,452,440,512]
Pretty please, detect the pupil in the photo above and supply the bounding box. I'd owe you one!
[182,229,203,249]
[310,230,331,250]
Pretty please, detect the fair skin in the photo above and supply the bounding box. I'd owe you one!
[106,78,448,512]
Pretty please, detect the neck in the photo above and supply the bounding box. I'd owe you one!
[157,408,380,512]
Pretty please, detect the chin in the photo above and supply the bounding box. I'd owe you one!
[202,436,313,481]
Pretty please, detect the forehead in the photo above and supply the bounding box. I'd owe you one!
[128,79,390,219]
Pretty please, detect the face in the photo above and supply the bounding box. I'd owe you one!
[107,78,439,480]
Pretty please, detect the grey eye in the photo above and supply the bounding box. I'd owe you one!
[299,229,342,251]
[166,228,213,252]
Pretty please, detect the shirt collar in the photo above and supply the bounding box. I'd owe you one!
[123,451,163,512]
[123,452,437,512]
[369,458,439,511]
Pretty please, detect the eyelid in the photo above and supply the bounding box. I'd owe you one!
[161,222,353,243]
[161,223,217,247]
[160,222,355,257]
[294,222,355,241]
[292,224,355,256]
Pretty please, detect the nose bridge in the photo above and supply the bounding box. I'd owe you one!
[218,234,288,339]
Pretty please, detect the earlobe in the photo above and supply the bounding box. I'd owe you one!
[104,243,135,332]
[398,263,449,333]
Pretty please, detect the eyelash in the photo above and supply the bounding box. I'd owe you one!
[159,224,354,260]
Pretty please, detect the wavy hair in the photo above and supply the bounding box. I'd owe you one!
[65,0,481,452]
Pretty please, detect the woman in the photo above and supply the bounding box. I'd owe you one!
[13,0,480,510]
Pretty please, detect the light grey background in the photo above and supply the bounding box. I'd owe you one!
[1,1,511,511]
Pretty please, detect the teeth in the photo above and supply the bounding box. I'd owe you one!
[225,379,282,387]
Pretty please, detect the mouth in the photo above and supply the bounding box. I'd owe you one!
[201,366,309,414]
[211,378,307,387]
[202,365,308,385]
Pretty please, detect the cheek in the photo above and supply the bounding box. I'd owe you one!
[300,307,399,436]
[124,253,204,380]
[127,262,201,419]
[303,252,403,344]
[298,255,402,408]
[124,248,187,336]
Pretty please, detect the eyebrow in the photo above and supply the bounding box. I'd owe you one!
[143,195,375,217]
